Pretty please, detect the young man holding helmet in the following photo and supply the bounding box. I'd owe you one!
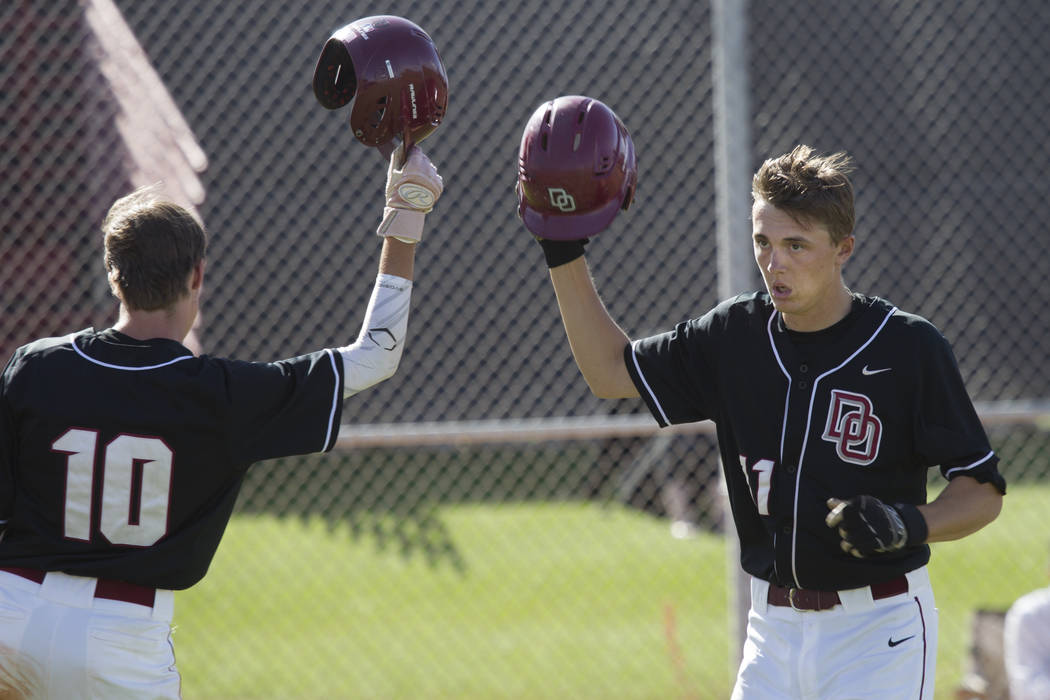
[0,15,446,697]
[518,97,1005,699]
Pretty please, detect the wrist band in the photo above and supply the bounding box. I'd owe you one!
[537,238,588,268]
[893,503,929,546]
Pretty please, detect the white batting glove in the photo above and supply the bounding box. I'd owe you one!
[376,145,443,244]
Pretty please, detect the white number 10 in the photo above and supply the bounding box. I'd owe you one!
[51,429,173,546]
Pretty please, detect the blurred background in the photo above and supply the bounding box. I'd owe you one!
[2,1,1049,698]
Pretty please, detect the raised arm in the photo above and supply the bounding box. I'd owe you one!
[514,96,639,399]
[544,247,638,399]
[338,145,442,398]
[378,237,416,280]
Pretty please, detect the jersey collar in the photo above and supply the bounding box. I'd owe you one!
[768,295,896,373]
[73,328,195,371]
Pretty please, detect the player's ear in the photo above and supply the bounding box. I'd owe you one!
[107,266,126,302]
[836,235,855,265]
[190,260,205,291]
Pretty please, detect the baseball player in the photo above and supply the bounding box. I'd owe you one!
[517,96,1006,699]
[0,145,441,699]
[1004,545,1050,700]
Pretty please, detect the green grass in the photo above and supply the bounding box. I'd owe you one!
[172,485,1047,699]
[928,481,1049,697]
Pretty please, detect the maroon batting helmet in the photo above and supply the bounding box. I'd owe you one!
[313,16,448,153]
[517,96,637,240]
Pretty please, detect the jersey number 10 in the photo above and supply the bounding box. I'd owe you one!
[51,428,173,547]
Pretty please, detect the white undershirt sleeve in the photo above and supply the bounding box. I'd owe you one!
[337,273,412,398]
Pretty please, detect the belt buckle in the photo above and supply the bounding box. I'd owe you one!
[788,588,803,612]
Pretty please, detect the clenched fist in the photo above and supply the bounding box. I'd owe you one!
[826,495,928,558]
[377,145,444,244]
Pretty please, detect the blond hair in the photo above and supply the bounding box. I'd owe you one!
[752,145,855,243]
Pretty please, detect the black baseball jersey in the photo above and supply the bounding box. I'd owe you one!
[626,292,1006,591]
[0,328,344,589]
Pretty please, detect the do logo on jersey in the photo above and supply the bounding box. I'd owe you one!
[822,389,882,466]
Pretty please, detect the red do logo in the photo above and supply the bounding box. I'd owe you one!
[822,390,882,466]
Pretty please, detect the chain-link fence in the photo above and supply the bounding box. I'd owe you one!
[3,0,1049,697]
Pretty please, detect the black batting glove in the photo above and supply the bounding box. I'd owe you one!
[825,496,928,558]
[536,237,589,268]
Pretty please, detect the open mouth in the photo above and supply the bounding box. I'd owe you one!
[771,282,791,298]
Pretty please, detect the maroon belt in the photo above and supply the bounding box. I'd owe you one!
[767,575,909,611]
[0,566,156,608]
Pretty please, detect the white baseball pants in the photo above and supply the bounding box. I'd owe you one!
[0,569,180,699]
[732,567,938,699]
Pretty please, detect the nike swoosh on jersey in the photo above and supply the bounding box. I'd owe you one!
[861,365,892,376]
[887,635,915,647]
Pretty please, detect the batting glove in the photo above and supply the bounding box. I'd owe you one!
[825,496,928,558]
[377,145,443,244]
[536,238,589,268]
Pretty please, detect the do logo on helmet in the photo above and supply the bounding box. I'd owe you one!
[548,188,577,212]
[517,95,636,241]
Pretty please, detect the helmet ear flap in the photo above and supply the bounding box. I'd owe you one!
[515,180,528,222]
[312,16,448,153]
[313,38,357,110]
[622,171,637,212]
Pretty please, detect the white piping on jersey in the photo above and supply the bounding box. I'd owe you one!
[945,450,995,477]
[321,349,340,451]
[765,313,793,464]
[73,337,342,453]
[629,339,671,426]
[72,340,195,371]
[768,304,898,589]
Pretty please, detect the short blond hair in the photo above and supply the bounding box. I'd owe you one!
[752,145,855,244]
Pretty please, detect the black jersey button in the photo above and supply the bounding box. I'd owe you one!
[799,364,809,373]
[785,463,796,474]
[781,523,792,534]
[798,379,809,390]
